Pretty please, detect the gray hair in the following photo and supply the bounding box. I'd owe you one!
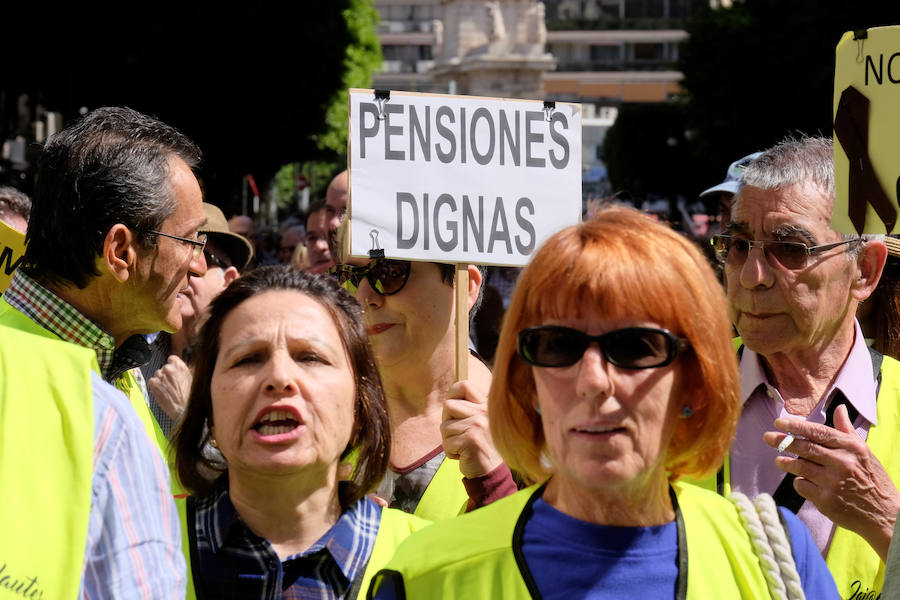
[738,135,882,256]
[739,135,834,198]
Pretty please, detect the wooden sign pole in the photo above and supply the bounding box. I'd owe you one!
[455,263,469,381]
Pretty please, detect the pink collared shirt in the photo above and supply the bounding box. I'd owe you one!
[730,320,878,555]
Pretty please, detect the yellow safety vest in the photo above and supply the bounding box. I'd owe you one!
[176,496,430,599]
[693,347,900,598]
[371,481,775,599]
[0,297,183,496]
[413,455,469,521]
[0,325,95,598]
[342,448,469,522]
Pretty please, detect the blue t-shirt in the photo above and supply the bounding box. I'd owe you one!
[522,497,839,599]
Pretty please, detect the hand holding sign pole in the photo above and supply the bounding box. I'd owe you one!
[347,88,581,472]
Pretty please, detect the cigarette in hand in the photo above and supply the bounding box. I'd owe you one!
[777,434,795,453]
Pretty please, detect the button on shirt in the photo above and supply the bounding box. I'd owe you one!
[730,321,878,554]
[192,485,381,599]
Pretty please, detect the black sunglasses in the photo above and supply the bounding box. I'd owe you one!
[203,249,230,269]
[329,259,412,296]
[517,326,689,369]
[710,234,860,271]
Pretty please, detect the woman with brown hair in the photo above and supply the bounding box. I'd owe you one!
[173,266,428,599]
[370,206,837,599]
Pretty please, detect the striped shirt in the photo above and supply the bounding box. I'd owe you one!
[3,270,183,596]
[82,371,185,598]
[192,486,381,599]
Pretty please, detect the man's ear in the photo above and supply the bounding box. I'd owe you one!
[466,264,483,313]
[222,266,240,287]
[103,224,138,283]
[852,240,887,302]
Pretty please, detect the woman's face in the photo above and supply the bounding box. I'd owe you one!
[350,259,454,371]
[210,290,356,480]
[531,310,681,495]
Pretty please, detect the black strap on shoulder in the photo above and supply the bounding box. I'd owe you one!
[671,487,688,600]
[347,557,371,599]
[367,569,405,600]
[511,485,548,600]
[868,346,884,389]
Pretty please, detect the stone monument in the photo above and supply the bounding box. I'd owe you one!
[430,0,555,99]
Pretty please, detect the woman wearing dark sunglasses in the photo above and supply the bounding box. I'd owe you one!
[370,206,837,599]
[330,251,517,522]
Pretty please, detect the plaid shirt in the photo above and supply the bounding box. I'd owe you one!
[3,270,148,382]
[192,485,381,599]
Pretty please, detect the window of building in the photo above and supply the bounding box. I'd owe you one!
[589,44,621,63]
[633,42,664,61]
[624,0,665,18]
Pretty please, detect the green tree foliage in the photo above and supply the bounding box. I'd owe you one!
[679,0,898,195]
[318,0,384,157]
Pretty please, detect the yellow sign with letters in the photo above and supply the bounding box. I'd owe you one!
[0,219,26,293]
[833,26,900,234]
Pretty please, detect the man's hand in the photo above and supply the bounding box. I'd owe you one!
[441,380,503,480]
[764,404,900,561]
[148,355,193,422]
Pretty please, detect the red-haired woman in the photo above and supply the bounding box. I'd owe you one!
[370,206,838,599]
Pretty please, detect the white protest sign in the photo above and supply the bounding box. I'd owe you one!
[348,89,581,266]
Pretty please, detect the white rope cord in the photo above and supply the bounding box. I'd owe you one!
[754,494,805,600]
[730,491,788,599]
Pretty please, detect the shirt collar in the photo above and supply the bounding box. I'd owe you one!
[737,320,878,425]
[202,484,380,584]
[5,270,118,378]
[203,484,243,554]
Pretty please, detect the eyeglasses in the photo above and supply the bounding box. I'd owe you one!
[517,326,689,369]
[711,234,860,270]
[329,259,411,296]
[138,229,207,261]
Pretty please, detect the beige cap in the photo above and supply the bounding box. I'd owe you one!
[201,204,254,270]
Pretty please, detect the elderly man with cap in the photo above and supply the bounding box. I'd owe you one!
[700,151,762,233]
[143,202,253,434]
[708,136,899,598]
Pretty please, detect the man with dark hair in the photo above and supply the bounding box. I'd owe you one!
[0,106,207,451]
[0,185,31,233]
[0,106,192,595]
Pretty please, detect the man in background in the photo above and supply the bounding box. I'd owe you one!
[143,202,253,434]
